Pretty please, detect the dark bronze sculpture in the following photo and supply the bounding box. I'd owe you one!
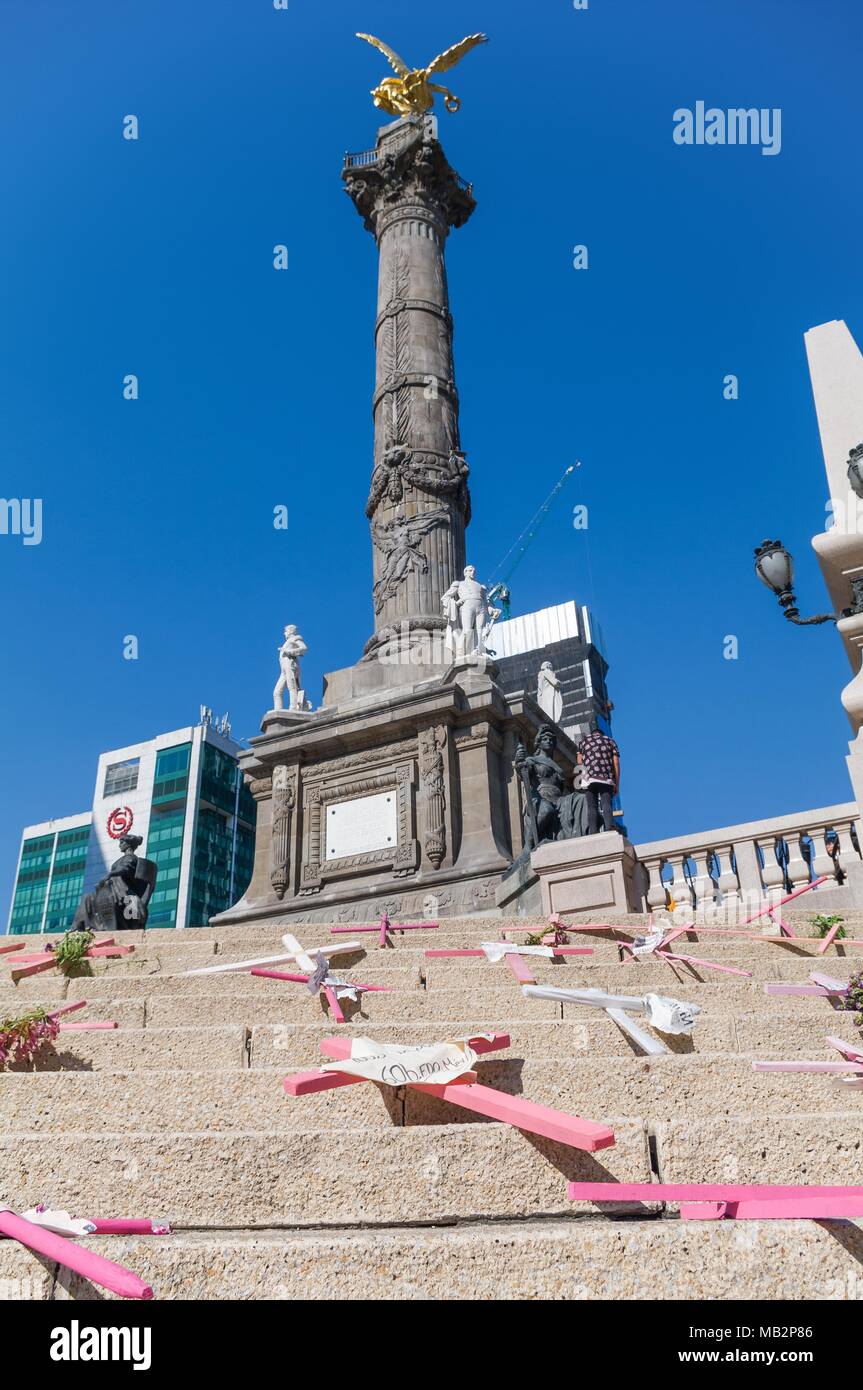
[514,725,588,856]
[71,834,158,933]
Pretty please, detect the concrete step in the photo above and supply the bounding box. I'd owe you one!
[4,1057,861,1134]
[404,1054,863,1125]
[0,1068,396,1133]
[62,967,422,999]
[4,1026,247,1073]
[0,1121,650,1226]
[421,955,862,988]
[652,1112,863,1185]
[3,1215,859,1301]
[0,995,145,1028]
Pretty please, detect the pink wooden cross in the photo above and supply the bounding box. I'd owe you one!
[250,967,392,1024]
[9,937,135,982]
[330,913,439,949]
[567,1181,863,1220]
[425,943,593,987]
[764,970,848,1000]
[284,1033,616,1152]
[0,1207,153,1299]
[619,926,752,978]
[502,917,573,948]
[48,1000,118,1033]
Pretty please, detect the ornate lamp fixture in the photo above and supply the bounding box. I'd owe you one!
[847,442,863,500]
[754,537,863,625]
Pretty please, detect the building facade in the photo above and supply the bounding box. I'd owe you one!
[492,600,613,743]
[6,718,256,934]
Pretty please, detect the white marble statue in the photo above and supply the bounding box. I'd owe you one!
[537,661,563,723]
[442,565,501,656]
[273,624,308,711]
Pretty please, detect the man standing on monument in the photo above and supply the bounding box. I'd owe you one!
[273,624,308,711]
[576,719,620,834]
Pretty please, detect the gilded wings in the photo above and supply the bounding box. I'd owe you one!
[355,32,488,116]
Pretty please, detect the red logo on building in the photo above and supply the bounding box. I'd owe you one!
[106,806,134,839]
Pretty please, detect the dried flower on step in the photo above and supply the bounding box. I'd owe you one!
[0,1007,60,1067]
[842,970,863,1024]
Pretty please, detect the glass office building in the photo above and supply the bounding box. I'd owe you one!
[5,717,256,934]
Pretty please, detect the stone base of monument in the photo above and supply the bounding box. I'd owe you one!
[212,671,577,927]
[494,857,542,918]
[519,832,643,920]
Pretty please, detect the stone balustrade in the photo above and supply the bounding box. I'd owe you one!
[633,801,861,915]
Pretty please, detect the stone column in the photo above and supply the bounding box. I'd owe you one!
[343,116,475,664]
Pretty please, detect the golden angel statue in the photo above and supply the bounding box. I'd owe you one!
[356,32,488,116]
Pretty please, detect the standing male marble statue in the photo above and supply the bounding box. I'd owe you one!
[273,625,308,711]
[537,661,563,723]
[442,565,500,656]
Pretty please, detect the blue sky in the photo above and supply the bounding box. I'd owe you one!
[1,0,861,919]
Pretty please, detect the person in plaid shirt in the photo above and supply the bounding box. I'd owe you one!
[576,720,620,834]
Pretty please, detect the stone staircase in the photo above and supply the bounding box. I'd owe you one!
[2,909,863,1300]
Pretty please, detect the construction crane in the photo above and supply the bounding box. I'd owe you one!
[488,463,579,618]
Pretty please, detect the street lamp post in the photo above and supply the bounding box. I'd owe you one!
[754,538,863,626]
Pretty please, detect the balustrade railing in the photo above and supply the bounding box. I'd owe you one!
[634,802,860,916]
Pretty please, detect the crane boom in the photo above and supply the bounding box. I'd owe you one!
[490,464,578,603]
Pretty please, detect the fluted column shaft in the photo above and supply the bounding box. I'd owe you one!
[344,116,474,658]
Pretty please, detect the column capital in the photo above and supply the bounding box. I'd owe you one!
[343,123,475,238]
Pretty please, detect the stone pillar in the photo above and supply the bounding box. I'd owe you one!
[343,116,475,664]
[806,321,863,806]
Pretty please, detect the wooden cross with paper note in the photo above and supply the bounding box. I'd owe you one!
[283,1032,617,1152]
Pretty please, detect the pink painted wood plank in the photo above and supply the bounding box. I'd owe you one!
[323,986,346,1024]
[768,911,794,938]
[752,1060,863,1073]
[10,958,57,981]
[0,1210,152,1300]
[567,1182,863,1202]
[411,1081,615,1152]
[681,1196,863,1220]
[764,983,842,997]
[817,920,845,955]
[658,951,752,978]
[46,1000,88,1021]
[503,952,537,985]
[284,1068,369,1096]
[86,945,134,958]
[329,921,439,934]
[827,1035,863,1062]
[88,1219,172,1236]
[250,968,391,992]
[0,942,25,955]
[739,876,829,925]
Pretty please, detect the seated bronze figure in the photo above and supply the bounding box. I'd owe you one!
[70,833,158,933]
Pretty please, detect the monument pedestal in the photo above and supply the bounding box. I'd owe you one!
[213,675,575,926]
[526,832,642,920]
